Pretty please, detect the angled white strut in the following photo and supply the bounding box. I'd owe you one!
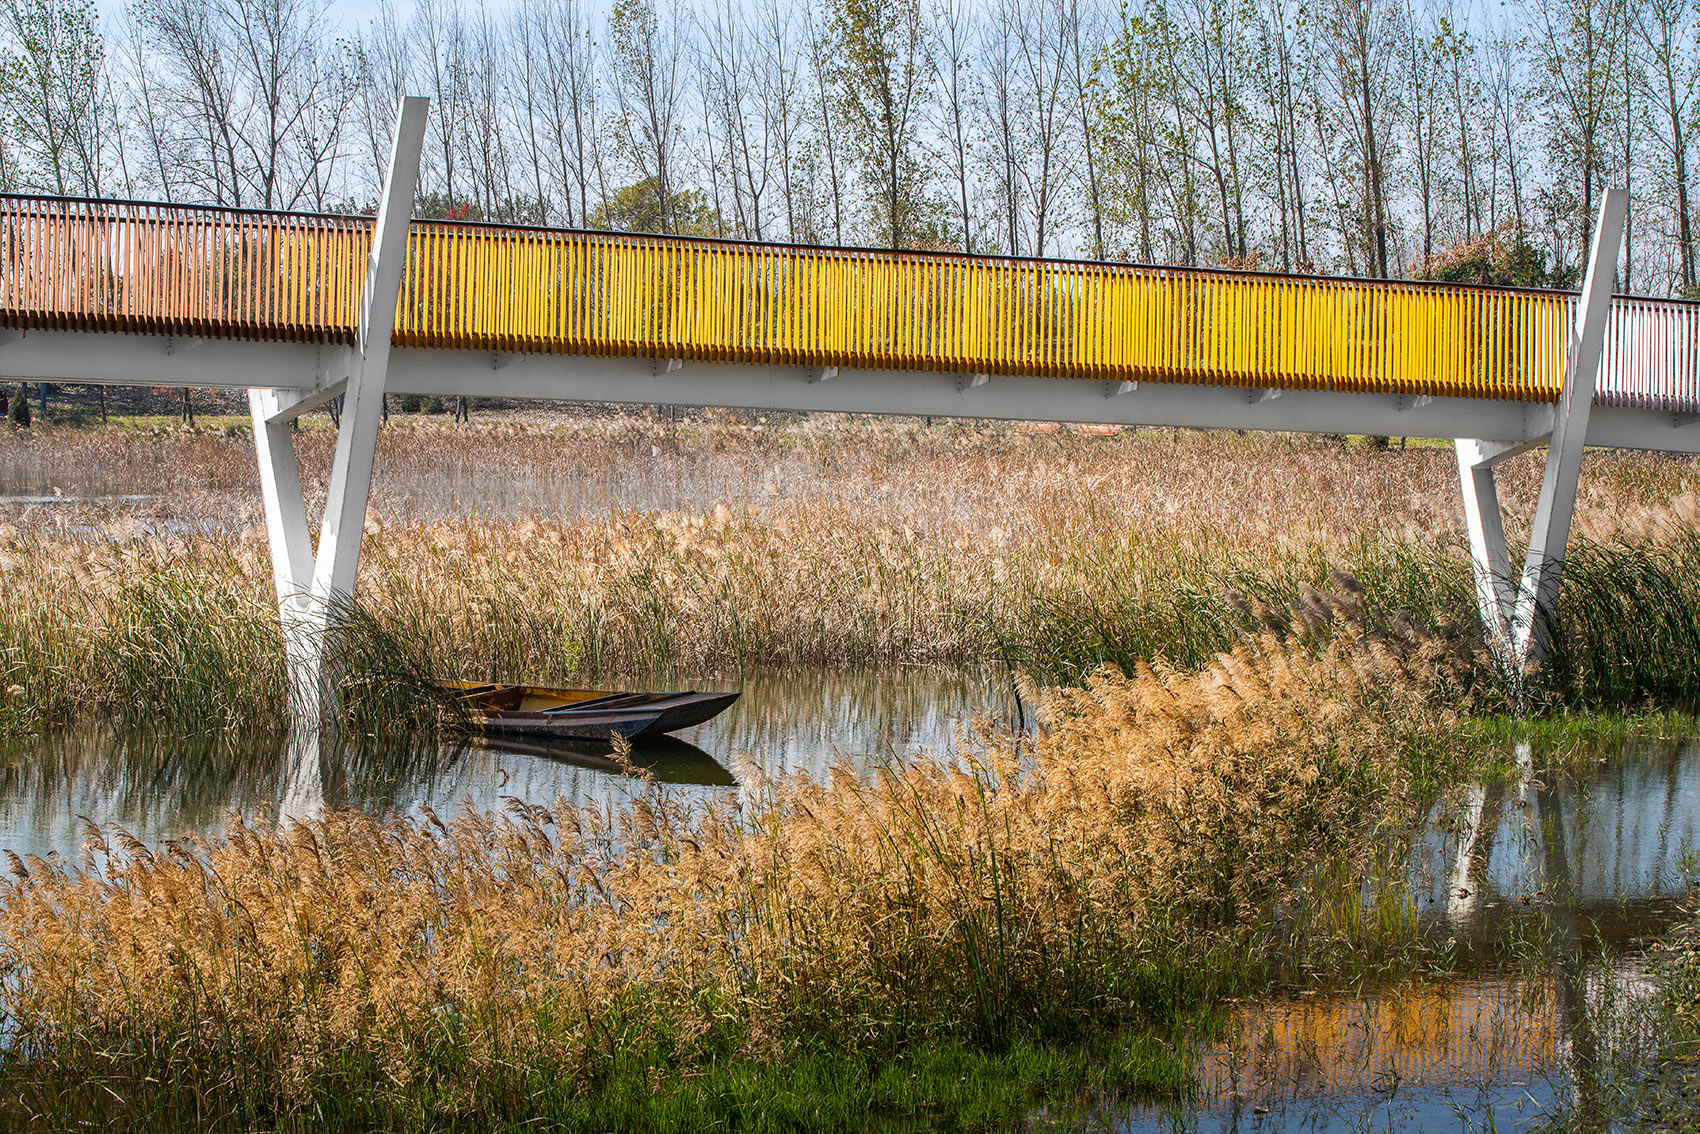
[1455,187,1629,672]
[248,95,429,722]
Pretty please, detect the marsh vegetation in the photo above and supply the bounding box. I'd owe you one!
[5,416,1700,735]
[0,415,1697,1129]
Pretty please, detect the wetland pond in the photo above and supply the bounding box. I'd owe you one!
[0,668,1695,1132]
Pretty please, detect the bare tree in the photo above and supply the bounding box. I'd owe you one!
[931,0,978,251]
[1313,0,1402,276]
[459,4,516,218]
[1433,5,1484,240]
[1483,21,1528,234]
[129,0,243,202]
[350,1,411,203]
[608,0,688,233]
[1254,0,1311,267]
[1405,0,1442,266]
[1011,0,1066,255]
[1,0,110,194]
[127,0,351,208]
[982,0,1023,253]
[530,0,607,227]
[698,0,773,237]
[1172,0,1254,259]
[1060,0,1109,258]
[754,0,810,240]
[1528,0,1628,270]
[826,0,934,247]
[804,1,849,243]
[415,0,470,206]
[1632,0,1699,291]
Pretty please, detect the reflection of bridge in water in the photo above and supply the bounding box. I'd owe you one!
[1194,977,1561,1108]
[0,97,1695,696]
[1154,738,1698,1129]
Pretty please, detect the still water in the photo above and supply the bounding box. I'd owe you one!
[1123,735,1700,1133]
[0,671,1693,1131]
[0,668,1017,861]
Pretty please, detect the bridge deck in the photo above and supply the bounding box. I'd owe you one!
[4,194,1696,413]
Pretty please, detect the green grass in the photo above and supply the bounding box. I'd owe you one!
[1000,530,1700,718]
[0,1031,1200,1133]
[991,533,1476,683]
[1543,530,1700,708]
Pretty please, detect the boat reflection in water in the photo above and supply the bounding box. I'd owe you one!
[466,733,737,787]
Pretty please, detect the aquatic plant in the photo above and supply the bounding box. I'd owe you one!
[0,420,1694,734]
[0,590,1470,1128]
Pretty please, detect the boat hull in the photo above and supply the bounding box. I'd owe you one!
[442,682,739,742]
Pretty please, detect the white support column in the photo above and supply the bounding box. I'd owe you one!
[1511,188,1629,667]
[245,95,428,725]
[248,388,317,710]
[308,95,428,620]
[1454,438,1516,659]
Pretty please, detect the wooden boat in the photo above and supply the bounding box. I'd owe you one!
[441,680,739,742]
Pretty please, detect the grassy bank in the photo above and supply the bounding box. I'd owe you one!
[0,596,1471,1129]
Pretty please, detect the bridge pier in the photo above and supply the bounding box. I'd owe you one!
[248,97,428,722]
[1454,188,1628,674]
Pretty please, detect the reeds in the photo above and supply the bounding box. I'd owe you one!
[0,590,1471,1127]
[0,420,1697,732]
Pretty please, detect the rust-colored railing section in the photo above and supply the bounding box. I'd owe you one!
[0,196,369,343]
[5,194,1699,409]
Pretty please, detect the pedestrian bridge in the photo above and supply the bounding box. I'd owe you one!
[3,190,1697,430]
[0,97,1683,688]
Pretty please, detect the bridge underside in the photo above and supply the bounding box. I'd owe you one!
[9,326,1700,456]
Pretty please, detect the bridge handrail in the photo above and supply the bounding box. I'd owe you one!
[0,193,1695,410]
[0,195,370,343]
[396,218,1574,400]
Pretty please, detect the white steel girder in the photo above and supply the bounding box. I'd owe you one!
[12,334,1700,453]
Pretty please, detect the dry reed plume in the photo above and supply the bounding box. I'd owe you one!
[0,590,1470,1123]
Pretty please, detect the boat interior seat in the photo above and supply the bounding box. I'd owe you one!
[540,692,653,713]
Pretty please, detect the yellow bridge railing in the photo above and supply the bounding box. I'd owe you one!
[8,193,1692,407]
[397,220,1571,402]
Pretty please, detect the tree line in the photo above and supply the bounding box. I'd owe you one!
[0,0,1695,297]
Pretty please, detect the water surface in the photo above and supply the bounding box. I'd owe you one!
[0,678,1692,1131]
[1123,734,1700,1133]
[0,667,1014,861]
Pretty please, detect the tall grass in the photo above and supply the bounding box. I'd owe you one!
[1543,529,1700,707]
[0,592,1472,1128]
[5,516,1700,734]
[0,421,1696,732]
